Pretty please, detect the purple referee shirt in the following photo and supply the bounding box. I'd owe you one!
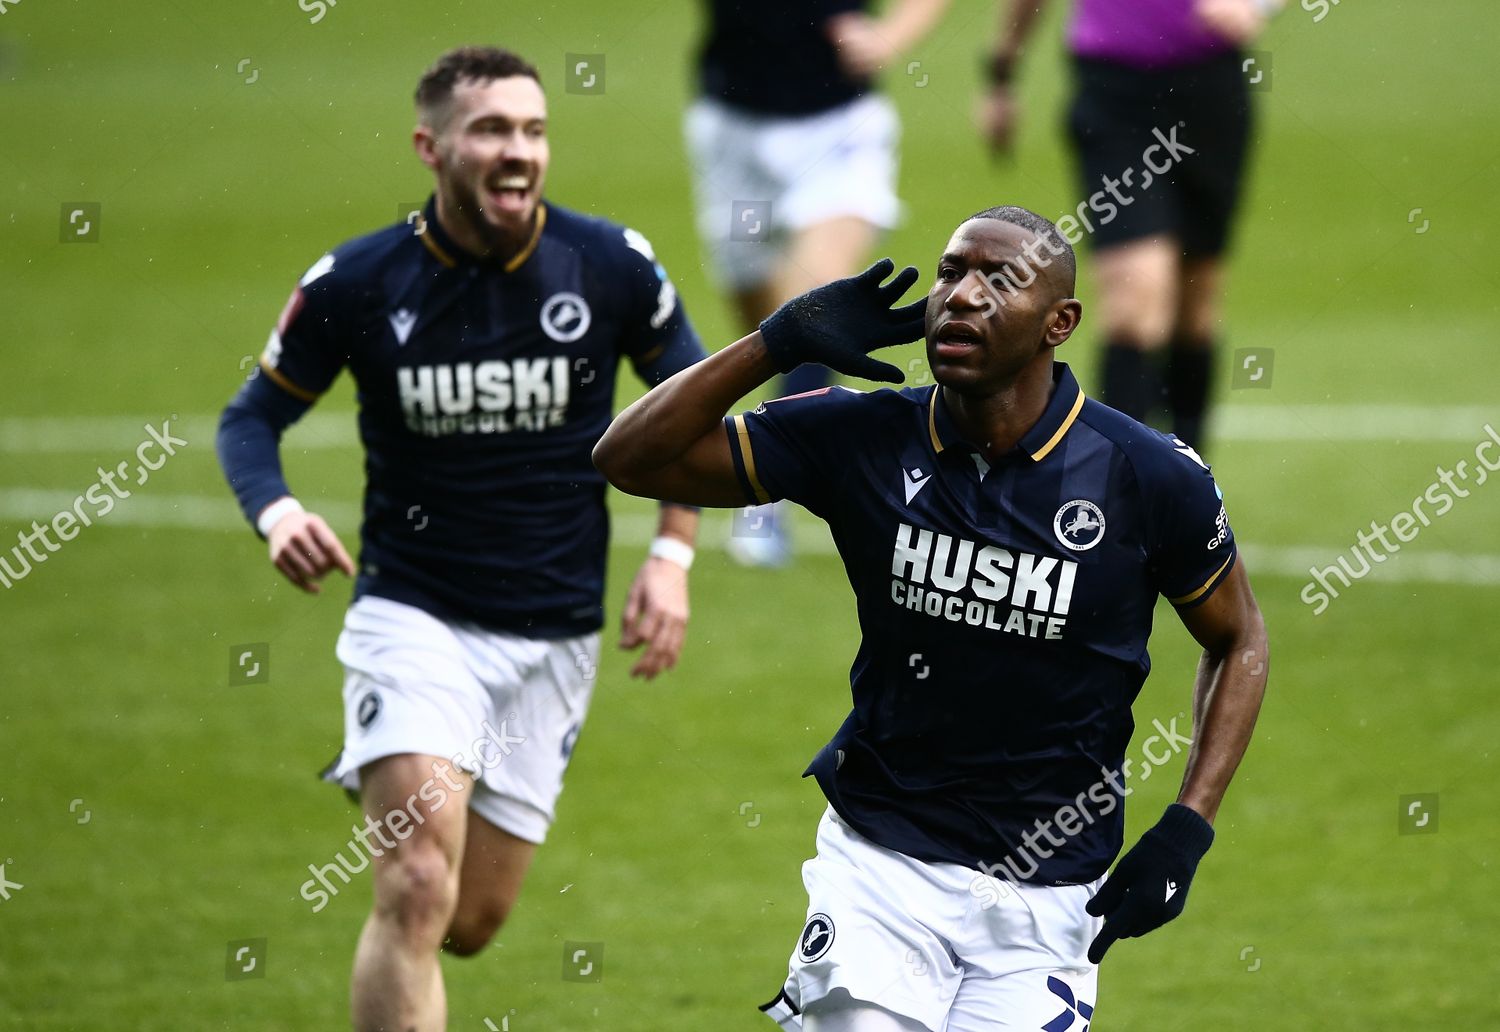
[1068,0,1229,68]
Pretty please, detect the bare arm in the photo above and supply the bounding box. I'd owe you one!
[992,0,1051,67]
[594,332,779,507]
[979,0,1052,154]
[1084,557,1267,961]
[829,0,953,79]
[1173,559,1269,823]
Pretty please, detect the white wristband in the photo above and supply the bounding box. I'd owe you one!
[256,496,304,537]
[648,535,695,571]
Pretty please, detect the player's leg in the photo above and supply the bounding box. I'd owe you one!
[732,281,786,332]
[327,595,497,1029]
[773,215,881,396]
[1165,50,1254,450]
[770,92,899,398]
[759,809,961,1032]
[941,966,1099,1032]
[945,875,1101,1031]
[442,813,537,955]
[1091,235,1180,422]
[1167,254,1226,450]
[1065,57,1181,423]
[685,95,796,566]
[350,752,472,1032]
[440,629,598,954]
[683,94,783,337]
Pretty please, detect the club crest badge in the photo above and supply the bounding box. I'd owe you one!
[1053,500,1105,552]
[798,913,835,962]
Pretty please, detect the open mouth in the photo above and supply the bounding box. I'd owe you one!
[485,172,532,215]
[933,321,983,355]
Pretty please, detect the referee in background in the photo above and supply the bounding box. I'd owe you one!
[981,0,1280,450]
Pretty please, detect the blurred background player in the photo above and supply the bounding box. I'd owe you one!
[980,0,1281,449]
[686,0,949,564]
[593,210,1268,1031]
[216,46,705,1032]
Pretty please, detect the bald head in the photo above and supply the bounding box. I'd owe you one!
[965,205,1076,299]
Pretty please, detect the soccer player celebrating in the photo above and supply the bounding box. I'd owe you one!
[594,207,1267,1030]
[686,0,949,564]
[216,47,705,1031]
[981,0,1282,448]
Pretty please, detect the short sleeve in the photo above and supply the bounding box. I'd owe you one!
[723,386,868,516]
[257,253,349,402]
[1147,437,1237,608]
[614,227,700,367]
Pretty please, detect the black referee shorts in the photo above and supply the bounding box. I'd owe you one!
[1065,51,1253,257]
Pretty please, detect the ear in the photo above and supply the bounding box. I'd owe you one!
[1044,298,1083,348]
[413,123,441,173]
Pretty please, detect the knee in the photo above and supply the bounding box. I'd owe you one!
[374,845,459,940]
[442,900,513,957]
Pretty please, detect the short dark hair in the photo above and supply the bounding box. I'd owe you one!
[415,46,541,124]
[966,205,1076,295]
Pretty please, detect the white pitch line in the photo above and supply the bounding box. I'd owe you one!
[2,488,1498,588]
[1213,405,1499,442]
[2,404,1497,454]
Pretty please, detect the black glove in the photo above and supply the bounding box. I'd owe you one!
[758,258,927,384]
[1085,803,1214,963]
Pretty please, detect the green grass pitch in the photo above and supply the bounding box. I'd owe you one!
[2,1,1498,1027]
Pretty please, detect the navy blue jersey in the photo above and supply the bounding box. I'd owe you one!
[236,199,703,636]
[723,364,1236,883]
[699,0,870,116]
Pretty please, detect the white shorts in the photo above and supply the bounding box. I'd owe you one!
[762,809,1103,1032]
[684,94,902,291]
[324,595,599,845]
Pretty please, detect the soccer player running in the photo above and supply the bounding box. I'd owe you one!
[595,207,1268,1030]
[686,0,949,565]
[216,47,706,1031]
[981,0,1281,449]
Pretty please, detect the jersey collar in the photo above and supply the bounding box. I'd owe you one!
[927,362,1086,463]
[418,196,548,273]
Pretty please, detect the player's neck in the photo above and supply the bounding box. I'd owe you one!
[943,361,1056,461]
[432,194,535,264]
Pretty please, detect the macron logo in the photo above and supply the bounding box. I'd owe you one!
[389,308,418,346]
[903,467,933,505]
[1165,880,1179,902]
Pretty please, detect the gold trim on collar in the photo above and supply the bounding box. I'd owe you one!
[1029,390,1085,462]
[927,386,944,453]
[420,230,456,269]
[503,204,547,273]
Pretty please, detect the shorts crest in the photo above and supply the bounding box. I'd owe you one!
[798,913,835,962]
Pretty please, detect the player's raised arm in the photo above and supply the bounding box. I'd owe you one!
[592,259,926,506]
